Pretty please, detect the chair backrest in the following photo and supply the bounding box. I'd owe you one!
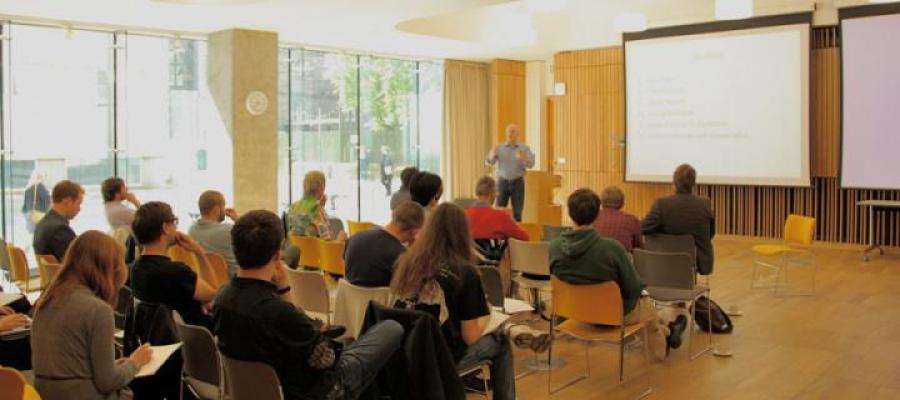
[542,225,570,242]
[333,279,390,339]
[288,234,320,269]
[283,267,330,316]
[7,246,29,285]
[0,366,27,399]
[476,266,504,308]
[318,240,346,277]
[519,222,543,242]
[347,220,378,236]
[644,234,696,263]
[550,276,623,325]
[205,253,230,289]
[784,214,816,245]
[110,228,131,249]
[35,254,59,288]
[172,311,222,391]
[632,249,695,291]
[452,197,478,210]
[221,355,283,400]
[508,239,550,276]
[116,286,133,331]
[168,245,199,272]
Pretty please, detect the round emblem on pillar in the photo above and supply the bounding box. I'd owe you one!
[245,91,268,116]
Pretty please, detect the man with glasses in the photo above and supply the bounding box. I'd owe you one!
[130,201,219,329]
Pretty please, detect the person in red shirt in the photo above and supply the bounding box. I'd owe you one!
[592,186,643,252]
[466,176,530,241]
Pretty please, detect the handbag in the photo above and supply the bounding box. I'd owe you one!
[29,185,45,224]
[693,295,734,334]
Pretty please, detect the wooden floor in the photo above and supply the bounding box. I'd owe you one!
[496,237,900,400]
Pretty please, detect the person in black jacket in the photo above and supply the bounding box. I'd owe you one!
[642,164,716,275]
[214,210,403,400]
[22,171,50,235]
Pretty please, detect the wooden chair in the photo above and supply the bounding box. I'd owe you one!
[347,220,378,236]
[168,245,199,272]
[548,277,652,396]
[751,214,817,296]
[205,253,231,289]
[35,254,60,288]
[509,239,551,319]
[318,240,346,279]
[7,246,40,292]
[0,366,41,400]
[287,234,320,269]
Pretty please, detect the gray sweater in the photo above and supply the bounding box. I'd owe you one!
[31,285,138,400]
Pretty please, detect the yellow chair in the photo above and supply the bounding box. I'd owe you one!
[288,234,321,269]
[206,253,231,289]
[548,277,652,396]
[0,366,41,400]
[319,240,346,278]
[751,214,817,296]
[168,245,199,273]
[347,220,378,237]
[7,246,40,292]
[35,254,60,289]
[519,222,543,242]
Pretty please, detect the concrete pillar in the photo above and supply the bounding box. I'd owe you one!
[207,29,279,213]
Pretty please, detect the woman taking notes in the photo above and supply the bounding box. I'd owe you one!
[31,231,153,400]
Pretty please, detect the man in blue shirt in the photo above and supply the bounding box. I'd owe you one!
[485,124,535,221]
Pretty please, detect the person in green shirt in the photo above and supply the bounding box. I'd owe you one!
[549,188,678,360]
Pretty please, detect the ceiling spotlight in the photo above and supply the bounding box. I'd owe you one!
[715,0,754,20]
[613,12,648,33]
[522,0,568,13]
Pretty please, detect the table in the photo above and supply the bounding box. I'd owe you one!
[857,200,900,261]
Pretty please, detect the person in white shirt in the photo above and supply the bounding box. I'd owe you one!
[101,177,141,233]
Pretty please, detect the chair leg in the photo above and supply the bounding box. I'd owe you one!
[618,336,626,382]
[638,327,654,399]
[481,364,492,399]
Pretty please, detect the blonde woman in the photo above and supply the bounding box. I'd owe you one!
[31,231,153,400]
[287,170,346,240]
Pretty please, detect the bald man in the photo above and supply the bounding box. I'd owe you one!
[486,124,534,221]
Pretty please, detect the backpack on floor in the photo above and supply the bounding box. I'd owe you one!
[693,295,733,334]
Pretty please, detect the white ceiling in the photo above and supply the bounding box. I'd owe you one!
[0,0,876,61]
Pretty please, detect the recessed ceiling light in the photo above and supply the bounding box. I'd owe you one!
[715,0,754,20]
[613,12,648,33]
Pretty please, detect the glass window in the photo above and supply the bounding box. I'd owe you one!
[2,25,115,250]
[119,35,232,227]
[417,62,444,175]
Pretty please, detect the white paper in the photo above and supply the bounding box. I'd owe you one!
[0,292,23,307]
[482,310,511,337]
[502,298,534,314]
[135,343,182,378]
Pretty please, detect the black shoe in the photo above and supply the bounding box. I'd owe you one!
[323,325,347,338]
[667,315,687,350]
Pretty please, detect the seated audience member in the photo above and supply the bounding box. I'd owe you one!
[409,171,443,211]
[345,201,424,287]
[0,306,32,370]
[102,177,141,232]
[287,170,346,240]
[390,166,418,210]
[214,210,403,400]
[189,190,239,275]
[550,189,679,360]
[391,203,515,400]
[130,202,218,329]
[31,231,153,400]
[33,180,84,261]
[593,186,642,251]
[466,176,529,241]
[642,164,716,275]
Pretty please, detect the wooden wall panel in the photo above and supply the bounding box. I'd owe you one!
[490,60,526,144]
[551,28,900,247]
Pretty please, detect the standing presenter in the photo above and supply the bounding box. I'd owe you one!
[485,124,534,222]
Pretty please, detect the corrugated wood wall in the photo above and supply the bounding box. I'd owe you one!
[552,27,900,247]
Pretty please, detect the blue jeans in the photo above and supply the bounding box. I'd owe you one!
[457,331,516,400]
[497,177,525,222]
[331,320,404,400]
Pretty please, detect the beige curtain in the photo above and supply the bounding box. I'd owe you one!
[442,60,491,200]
